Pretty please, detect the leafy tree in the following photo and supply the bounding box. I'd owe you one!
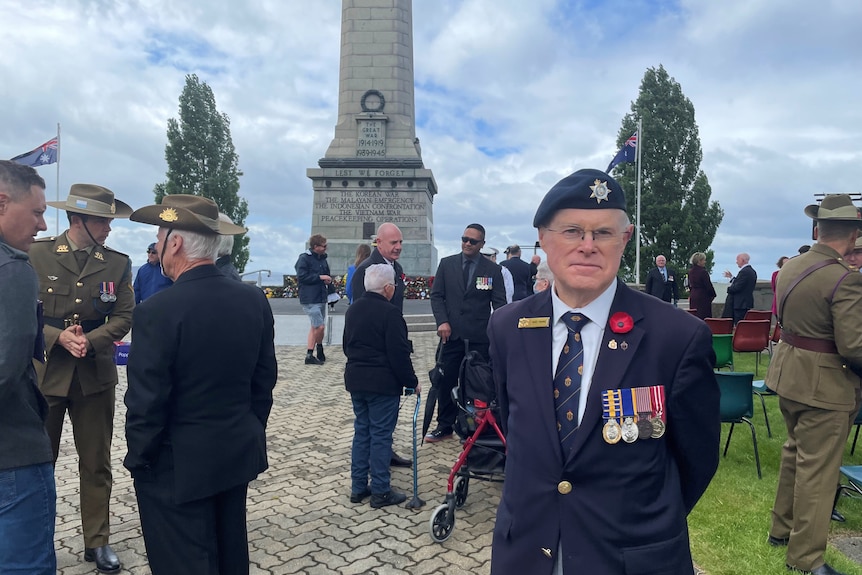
[154,74,249,272]
[610,65,723,284]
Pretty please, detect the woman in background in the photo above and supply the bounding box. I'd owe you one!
[687,252,716,320]
[345,243,371,304]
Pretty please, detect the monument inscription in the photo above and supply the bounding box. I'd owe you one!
[315,190,425,224]
[356,119,386,157]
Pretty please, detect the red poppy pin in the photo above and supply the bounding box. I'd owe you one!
[609,312,634,334]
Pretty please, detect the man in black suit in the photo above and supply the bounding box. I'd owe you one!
[426,223,507,442]
[644,254,679,304]
[723,253,757,324]
[487,169,719,574]
[501,244,534,301]
[343,263,419,508]
[351,222,406,311]
[349,222,413,468]
[124,195,277,575]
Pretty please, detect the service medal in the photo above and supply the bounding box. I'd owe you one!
[649,385,667,438]
[99,281,117,303]
[603,419,622,444]
[651,417,666,439]
[621,416,639,443]
[635,387,654,440]
[637,418,653,439]
[602,389,623,444]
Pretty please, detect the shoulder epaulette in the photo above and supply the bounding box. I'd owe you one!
[101,245,130,258]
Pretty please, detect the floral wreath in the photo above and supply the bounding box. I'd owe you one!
[609,312,634,334]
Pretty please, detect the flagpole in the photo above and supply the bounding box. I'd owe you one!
[54,123,62,235]
[635,118,643,285]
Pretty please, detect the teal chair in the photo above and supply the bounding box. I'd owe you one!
[717,371,761,479]
[712,334,734,371]
[751,379,774,438]
[849,405,862,455]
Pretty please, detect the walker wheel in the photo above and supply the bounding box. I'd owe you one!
[429,503,455,543]
[454,476,469,509]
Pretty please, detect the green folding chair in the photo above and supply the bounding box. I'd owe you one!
[717,371,761,479]
[712,334,734,371]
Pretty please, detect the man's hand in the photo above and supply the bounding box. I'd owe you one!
[320,274,332,284]
[437,322,451,343]
[59,325,88,358]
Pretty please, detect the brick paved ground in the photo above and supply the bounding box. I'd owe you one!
[54,332,500,575]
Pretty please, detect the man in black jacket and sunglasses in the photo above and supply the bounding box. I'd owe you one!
[426,223,506,442]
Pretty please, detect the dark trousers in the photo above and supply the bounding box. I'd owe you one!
[135,467,250,575]
[44,375,114,547]
[436,339,490,430]
[350,392,400,494]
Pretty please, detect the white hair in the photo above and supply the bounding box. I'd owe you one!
[535,260,553,281]
[364,263,394,295]
[170,228,220,261]
[217,213,235,257]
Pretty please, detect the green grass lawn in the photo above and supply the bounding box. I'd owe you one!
[688,351,862,574]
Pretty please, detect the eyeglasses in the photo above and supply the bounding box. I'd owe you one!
[544,225,624,244]
[461,236,482,245]
[147,250,157,254]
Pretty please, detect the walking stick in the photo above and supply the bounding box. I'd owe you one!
[405,390,425,509]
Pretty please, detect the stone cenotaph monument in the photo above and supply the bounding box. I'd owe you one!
[306,0,438,276]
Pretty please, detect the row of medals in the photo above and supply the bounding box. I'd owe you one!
[603,415,665,445]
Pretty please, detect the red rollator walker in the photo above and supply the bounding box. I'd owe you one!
[428,345,506,543]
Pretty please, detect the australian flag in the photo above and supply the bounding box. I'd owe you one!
[10,137,58,167]
[606,131,637,173]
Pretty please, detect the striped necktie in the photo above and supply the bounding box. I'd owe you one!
[555,312,589,454]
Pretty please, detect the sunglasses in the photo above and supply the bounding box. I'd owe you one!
[147,250,157,254]
[461,236,482,245]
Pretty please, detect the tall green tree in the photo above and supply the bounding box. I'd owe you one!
[610,65,723,284]
[154,74,249,272]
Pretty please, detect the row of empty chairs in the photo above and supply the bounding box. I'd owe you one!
[712,312,775,480]
[711,320,772,376]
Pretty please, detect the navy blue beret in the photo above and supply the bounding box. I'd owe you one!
[533,168,627,228]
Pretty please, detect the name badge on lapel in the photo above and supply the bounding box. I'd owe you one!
[518,317,550,328]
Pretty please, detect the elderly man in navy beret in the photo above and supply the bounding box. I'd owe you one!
[487,168,720,575]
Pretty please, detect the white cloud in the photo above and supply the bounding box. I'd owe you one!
[2,0,859,282]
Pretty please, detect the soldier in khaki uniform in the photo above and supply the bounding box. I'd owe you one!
[766,194,862,575]
[29,184,134,574]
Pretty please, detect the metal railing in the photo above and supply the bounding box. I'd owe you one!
[241,269,271,287]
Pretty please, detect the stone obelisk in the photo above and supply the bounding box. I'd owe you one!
[307,0,438,276]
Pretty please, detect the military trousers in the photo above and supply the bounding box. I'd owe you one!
[44,372,115,548]
[771,396,854,571]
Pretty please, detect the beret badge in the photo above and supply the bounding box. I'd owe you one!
[590,179,612,204]
[159,207,179,223]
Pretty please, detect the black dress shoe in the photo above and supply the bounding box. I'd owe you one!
[370,489,407,508]
[768,534,790,546]
[787,562,848,575]
[349,487,371,503]
[831,508,846,522]
[84,544,121,573]
[390,452,412,468]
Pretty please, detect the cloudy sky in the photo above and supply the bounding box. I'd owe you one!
[3,0,860,284]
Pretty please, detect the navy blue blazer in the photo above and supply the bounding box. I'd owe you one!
[124,265,277,504]
[727,265,757,311]
[488,280,719,575]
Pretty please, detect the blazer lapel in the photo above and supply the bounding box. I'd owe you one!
[509,292,561,456]
[54,233,81,277]
[567,282,645,462]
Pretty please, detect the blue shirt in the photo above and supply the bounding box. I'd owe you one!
[133,262,173,303]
